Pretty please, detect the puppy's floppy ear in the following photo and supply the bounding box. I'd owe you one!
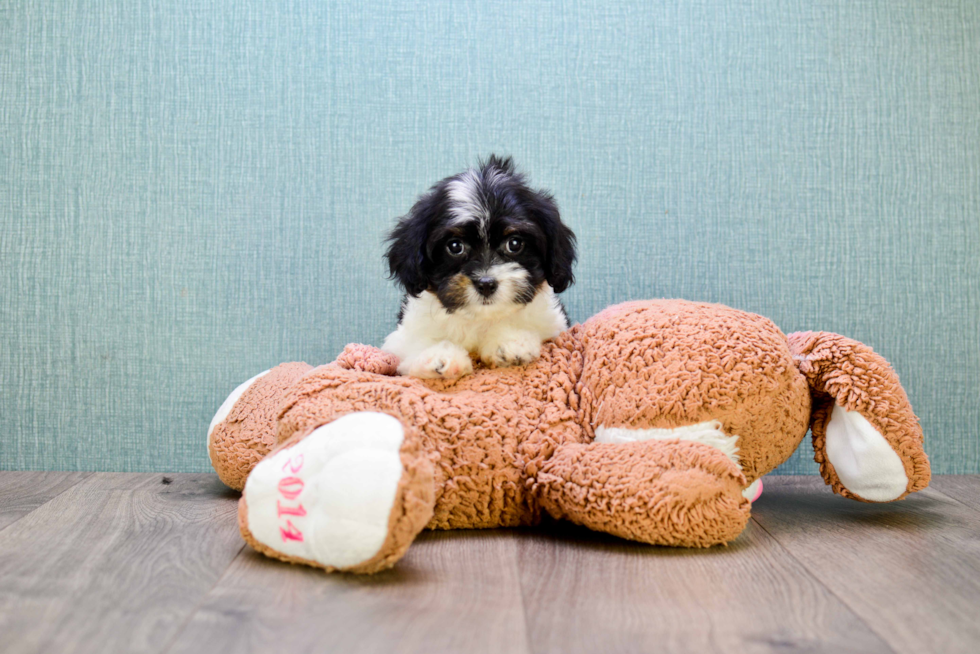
[528,190,577,293]
[385,194,437,296]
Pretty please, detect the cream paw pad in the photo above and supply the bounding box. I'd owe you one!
[239,411,435,573]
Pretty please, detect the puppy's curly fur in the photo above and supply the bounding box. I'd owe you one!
[383,156,576,379]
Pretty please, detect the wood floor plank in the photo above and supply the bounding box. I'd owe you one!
[0,471,92,532]
[3,473,975,653]
[930,475,980,511]
[166,529,531,654]
[751,476,980,654]
[0,473,244,654]
[515,516,893,654]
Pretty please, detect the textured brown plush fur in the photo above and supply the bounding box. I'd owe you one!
[209,299,930,573]
[208,362,313,491]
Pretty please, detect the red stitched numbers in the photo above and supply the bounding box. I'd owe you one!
[277,501,307,517]
[278,476,304,500]
[282,454,304,473]
[276,454,306,542]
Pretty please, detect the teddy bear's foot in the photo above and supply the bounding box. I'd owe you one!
[239,412,435,574]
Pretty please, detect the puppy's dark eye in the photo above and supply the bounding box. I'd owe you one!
[505,236,524,254]
[446,239,465,256]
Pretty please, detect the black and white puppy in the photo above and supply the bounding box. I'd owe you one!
[382,156,576,379]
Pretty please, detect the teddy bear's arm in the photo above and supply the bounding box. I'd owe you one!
[533,439,751,547]
[787,331,931,502]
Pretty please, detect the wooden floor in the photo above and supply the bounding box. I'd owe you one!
[1,473,978,654]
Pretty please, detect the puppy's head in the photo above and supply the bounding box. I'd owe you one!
[386,155,576,314]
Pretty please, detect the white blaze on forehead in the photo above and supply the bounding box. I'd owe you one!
[484,166,507,191]
[447,169,489,240]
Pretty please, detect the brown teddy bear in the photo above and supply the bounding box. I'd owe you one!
[207,300,930,574]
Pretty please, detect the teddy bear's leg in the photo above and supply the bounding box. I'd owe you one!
[238,412,435,574]
[208,362,314,491]
[788,331,930,502]
[534,439,751,547]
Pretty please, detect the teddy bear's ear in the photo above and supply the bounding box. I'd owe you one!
[787,331,930,502]
[819,403,911,501]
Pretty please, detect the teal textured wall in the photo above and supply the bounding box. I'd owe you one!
[2,1,978,473]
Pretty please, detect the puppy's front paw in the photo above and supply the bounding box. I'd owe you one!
[481,333,541,368]
[406,341,473,379]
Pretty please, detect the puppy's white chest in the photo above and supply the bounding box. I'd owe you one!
[382,288,567,379]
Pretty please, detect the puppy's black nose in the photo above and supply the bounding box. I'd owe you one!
[474,276,498,297]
